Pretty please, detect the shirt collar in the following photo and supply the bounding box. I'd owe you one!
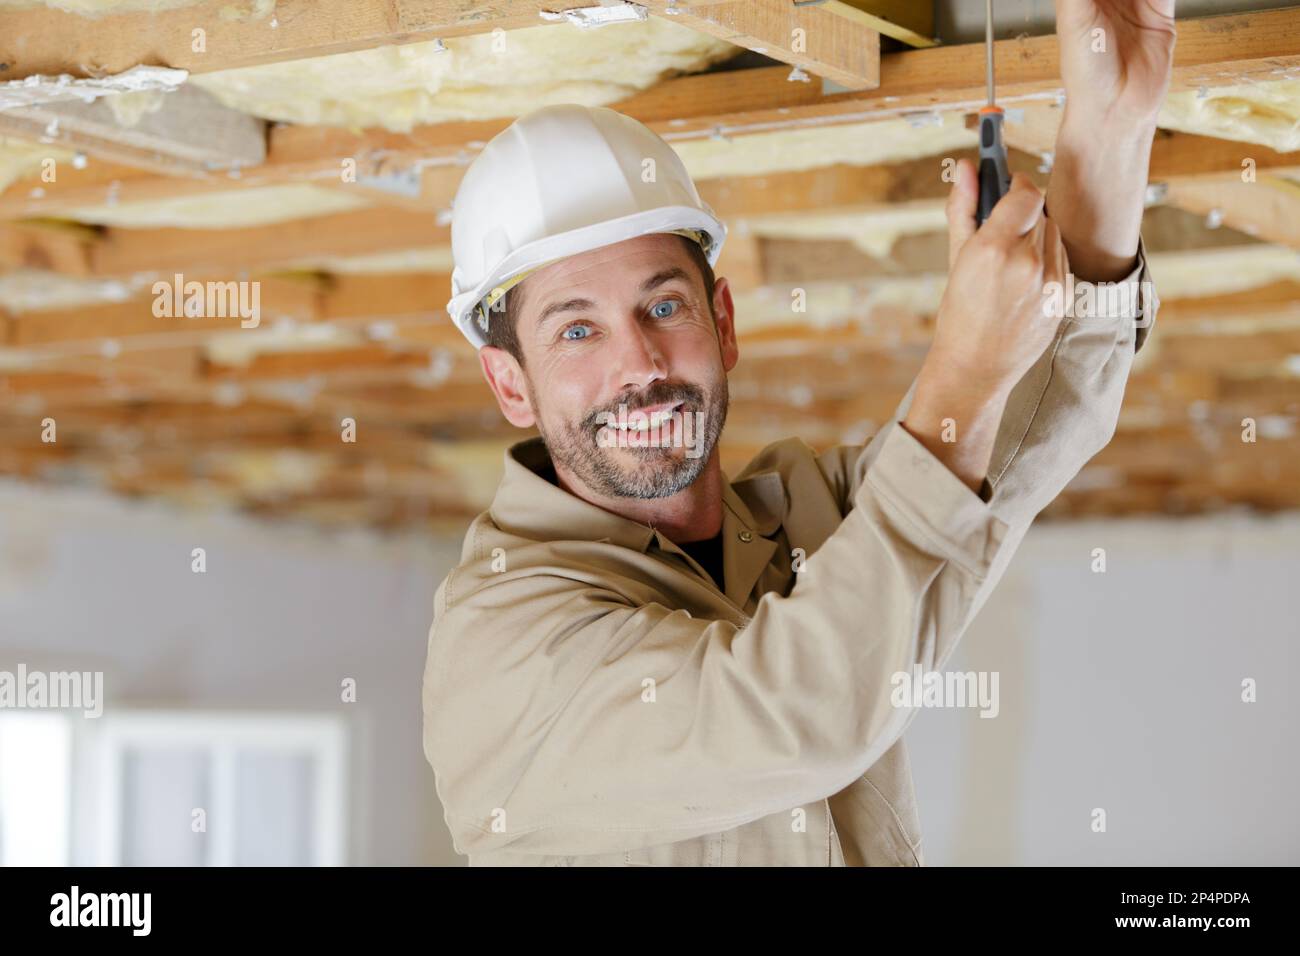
[489,436,785,551]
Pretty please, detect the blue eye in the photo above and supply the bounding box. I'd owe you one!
[651,300,679,319]
[562,324,591,341]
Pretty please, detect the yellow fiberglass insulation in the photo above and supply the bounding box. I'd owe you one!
[673,112,978,180]
[62,183,372,229]
[189,18,740,132]
[1159,78,1300,154]
[0,137,74,193]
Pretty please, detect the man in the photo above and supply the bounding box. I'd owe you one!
[423,0,1174,865]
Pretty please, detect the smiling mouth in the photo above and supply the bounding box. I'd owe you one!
[598,400,684,432]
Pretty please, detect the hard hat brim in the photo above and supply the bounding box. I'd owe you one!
[447,205,727,350]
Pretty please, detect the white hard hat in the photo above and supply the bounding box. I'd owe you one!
[446,103,728,349]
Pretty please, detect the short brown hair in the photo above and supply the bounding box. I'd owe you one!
[485,234,716,367]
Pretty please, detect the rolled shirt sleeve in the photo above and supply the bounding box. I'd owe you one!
[982,233,1157,528]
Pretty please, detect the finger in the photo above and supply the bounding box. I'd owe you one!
[1038,215,1064,322]
[945,158,978,269]
[982,173,1045,238]
[1023,203,1048,282]
[1043,215,1067,290]
[1040,215,1073,326]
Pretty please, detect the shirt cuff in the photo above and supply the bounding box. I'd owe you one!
[1067,232,1159,353]
[860,421,1010,579]
[1132,233,1159,353]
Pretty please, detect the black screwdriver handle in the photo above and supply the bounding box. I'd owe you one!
[976,108,1011,227]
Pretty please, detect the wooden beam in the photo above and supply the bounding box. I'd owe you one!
[0,159,232,221]
[700,147,1046,218]
[0,219,95,273]
[615,7,1300,141]
[1157,278,1300,326]
[6,262,1300,523]
[5,276,322,347]
[89,207,445,277]
[1136,203,1262,255]
[639,0,880,89]
[4,127,1295,237]
[1157,328,1300,371]
[201,344,433,382]
[805,0,937,49]
[995,106,1300,191]
[0,85,265,175]
[5,9,1299,222]
[4,271,456,350]
[1164,177,1300,248]
[980,100,1061,160]
[319,272,448,321]
[0,0,556,80]
[713,228,766,287]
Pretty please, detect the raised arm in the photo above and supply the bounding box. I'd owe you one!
[822,0,1174,519]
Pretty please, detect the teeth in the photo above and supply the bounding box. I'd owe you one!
[607,405,678,430]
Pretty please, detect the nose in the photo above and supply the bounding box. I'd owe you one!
[614,319,667,393]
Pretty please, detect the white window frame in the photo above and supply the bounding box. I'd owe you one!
[75,710,348,866]
[0,711,74,866]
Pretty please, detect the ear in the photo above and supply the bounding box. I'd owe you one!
[711,276,739,373]
[479,346,536,428]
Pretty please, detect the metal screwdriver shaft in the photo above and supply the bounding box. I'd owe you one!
[976,0,1011,227]
[987,0,995,104]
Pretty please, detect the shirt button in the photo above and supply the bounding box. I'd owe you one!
[738,530,753,543]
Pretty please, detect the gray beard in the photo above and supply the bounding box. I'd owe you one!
[538,378,728,500]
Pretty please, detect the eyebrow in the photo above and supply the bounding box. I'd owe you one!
[533,267,695,335]
[534,296,597,334]
[639,267,693,294]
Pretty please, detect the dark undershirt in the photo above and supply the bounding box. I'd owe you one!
[538,459,726,592]
[679,531,725,593]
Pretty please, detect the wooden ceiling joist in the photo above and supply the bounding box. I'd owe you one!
[637,0,881,90]
[0,219,96,274]
[619,7,1300,139]
[0,85,266,176]
[1164,176,1300,249]
[0,216,1288,391]
[90,207,445,277]
[0,138,1281,284]
[3,8,1295,225]
[2,5,1300,528]
[0,0,895,91]
[0,0,558,80]
[5,275,321,348]
[232,7,1300,190]
[802,0,937,50]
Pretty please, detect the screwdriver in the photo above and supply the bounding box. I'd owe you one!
[976,0,1011,227]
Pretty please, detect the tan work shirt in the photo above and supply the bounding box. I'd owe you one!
[423,241,1158,865]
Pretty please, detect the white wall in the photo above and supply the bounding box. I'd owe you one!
[910,511,1300,865]
[2,480,1296,865]
[0,480,461,866]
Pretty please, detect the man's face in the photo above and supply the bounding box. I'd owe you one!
[479,233,738,500]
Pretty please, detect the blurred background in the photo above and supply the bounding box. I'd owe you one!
[1,0,1298,865]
